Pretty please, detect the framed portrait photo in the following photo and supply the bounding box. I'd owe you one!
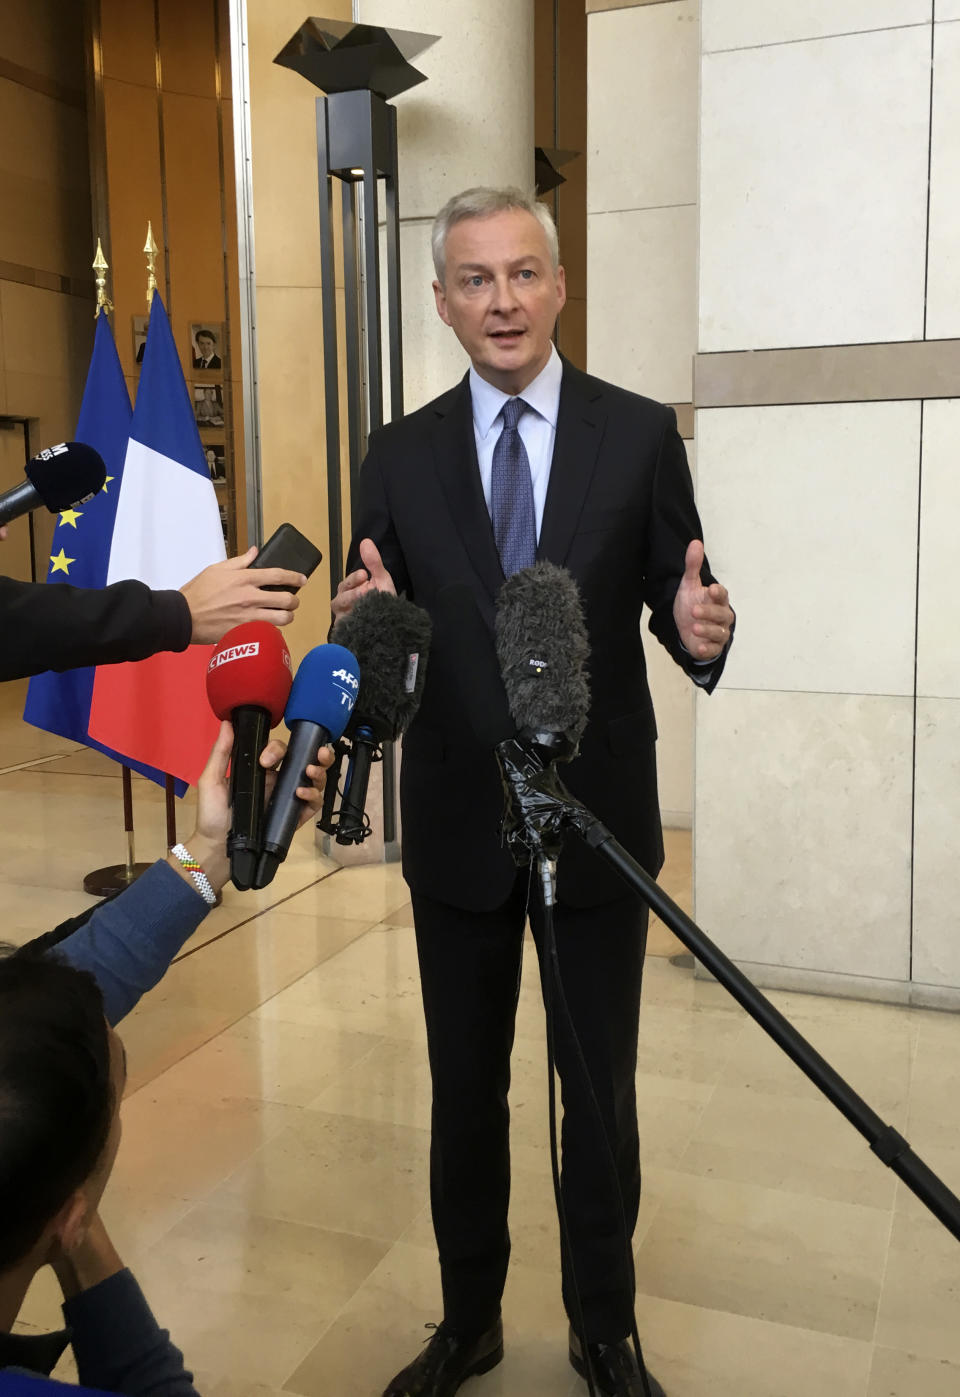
[132,315,148,367]
[190,322,225,372]
[203,442,227,483]
[193,383,224,429]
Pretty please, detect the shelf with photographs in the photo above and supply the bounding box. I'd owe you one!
[188,323,235,553]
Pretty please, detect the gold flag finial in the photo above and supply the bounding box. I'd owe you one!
[144,221,159,310]
[92,238,113,319]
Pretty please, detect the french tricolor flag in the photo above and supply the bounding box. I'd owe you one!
[87,293,223,786]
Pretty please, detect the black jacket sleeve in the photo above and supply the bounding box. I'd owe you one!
[64,1269,199,1397]
[642,406,732,695]
[0,576,192,681]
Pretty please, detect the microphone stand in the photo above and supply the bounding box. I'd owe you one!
[496,735,960,1245]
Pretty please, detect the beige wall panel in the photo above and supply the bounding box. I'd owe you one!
[396,219,473,414]
[255,284,333,668]
[699,28,931,352]
[99,0,159,87]
[587,205,696,404]
[0,281,92,387]
[926,21,960,340]
[695,689,913,981]
[0,428,33,581]
[940,0,960,16]
[916,399,960,700]
[913,696,960,986]
[701,0,931,53]
[0,0,86,88]
[158,0,218,98]
[588,0,698,213]
[162,92,226,335]
[0,78,89,193]
[101,76,164,377]
[245,4,331,290]
[558,295,586,367]
[357,0,535,220]
[694,339,960,409]
[0,175,89,284]
[696,401,921,698]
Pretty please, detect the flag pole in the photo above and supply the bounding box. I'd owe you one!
[165,775,177,848]
[144,224,180,855]
[80,238,153,898]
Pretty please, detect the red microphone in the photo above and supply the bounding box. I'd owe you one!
[206,622,293,889]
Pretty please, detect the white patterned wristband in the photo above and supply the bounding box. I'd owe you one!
[170,843,217,906]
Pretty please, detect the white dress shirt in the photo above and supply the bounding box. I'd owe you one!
[469,342,563,542]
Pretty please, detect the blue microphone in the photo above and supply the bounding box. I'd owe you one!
[254,644,360,887]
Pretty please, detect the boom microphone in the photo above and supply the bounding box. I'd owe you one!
[206,622,293,890]
[495,561,590,754]
[329,591,432,844]
[254,643,360,887]
[0,442,106,527]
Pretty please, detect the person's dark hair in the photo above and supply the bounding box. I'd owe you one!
[0,951,114,1269]
[196,330,216,347]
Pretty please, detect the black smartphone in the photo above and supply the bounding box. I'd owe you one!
[252,523,323,592]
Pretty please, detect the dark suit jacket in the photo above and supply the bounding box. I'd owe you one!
[346,358,728,911]
[193,353,222,369]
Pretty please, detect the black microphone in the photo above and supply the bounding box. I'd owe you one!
[329,590,431,845]
[254,643,360,888]
[0,442,106,527]
[495,560,590,755]
[205,622,294,890]
[434,566,591,871]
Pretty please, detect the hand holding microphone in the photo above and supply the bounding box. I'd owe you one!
[206,621,294,889]
[327,590,431,845]
[254,643,361,887]
[168,720,331,898]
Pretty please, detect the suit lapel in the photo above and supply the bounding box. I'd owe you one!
[430,373,505,601]
[538,360,606,567]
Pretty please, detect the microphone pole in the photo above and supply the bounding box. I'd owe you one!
[496,734,960,1246]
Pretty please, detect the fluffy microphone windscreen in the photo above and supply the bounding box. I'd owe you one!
[432,583,515,750]
[206,622,293,726]
[495,561,590,743]
[284,643,359,739]
[332,590,432,740]
[24,442,106,512]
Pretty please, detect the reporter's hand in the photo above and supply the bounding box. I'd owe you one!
[331,537,396,622]
[50,1212,124,1300]
[168,721,333,895]
[181,546,308,643]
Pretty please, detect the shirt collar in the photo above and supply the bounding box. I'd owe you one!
[469,343,563,439]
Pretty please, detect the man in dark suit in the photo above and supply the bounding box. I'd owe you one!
[332,187,734,1397]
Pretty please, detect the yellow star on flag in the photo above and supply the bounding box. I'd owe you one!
[101,475,115,493]
[59,509,83,528]
[50,548,75,576]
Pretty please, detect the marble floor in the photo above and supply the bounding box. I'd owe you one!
[2,680,960,1396]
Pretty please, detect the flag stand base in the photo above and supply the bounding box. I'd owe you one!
[83,862,153,898]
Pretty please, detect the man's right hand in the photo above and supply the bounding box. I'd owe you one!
[180,546,307,643]
[331,538,396,622]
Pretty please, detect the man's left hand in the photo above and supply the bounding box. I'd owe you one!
[673,539,734,662]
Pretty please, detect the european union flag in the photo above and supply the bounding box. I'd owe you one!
[22,314,174,789]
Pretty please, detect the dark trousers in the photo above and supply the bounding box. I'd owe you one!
[412,872,648,1343]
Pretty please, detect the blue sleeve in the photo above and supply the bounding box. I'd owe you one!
[55,861,209,1026]
[63,1270,198,1397]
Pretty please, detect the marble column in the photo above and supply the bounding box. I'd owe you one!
[355,0,535,411]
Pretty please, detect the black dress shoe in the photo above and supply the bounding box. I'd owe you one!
[382,1318,504,1396]
[569,1327,667,1397]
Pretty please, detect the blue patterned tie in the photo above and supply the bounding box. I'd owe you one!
[491,397,536,576]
